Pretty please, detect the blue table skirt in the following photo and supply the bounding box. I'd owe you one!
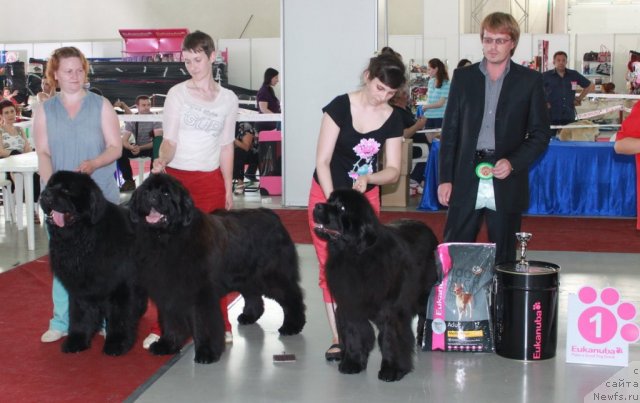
[419,139,637,217]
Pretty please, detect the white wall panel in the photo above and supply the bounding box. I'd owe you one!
[282,0,377,206]
[568,5,640,34]
[33,43,62,60]
[251,38,281,96]
[219,39,252,90]
[389,35,423,65]
[424,0,458,67]
[61,42,94,58]
[91,41,124,59]
[512,33,533,66]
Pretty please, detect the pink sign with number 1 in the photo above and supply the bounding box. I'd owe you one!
[566,286,640,366]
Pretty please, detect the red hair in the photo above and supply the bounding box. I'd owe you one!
[45,47,89,88]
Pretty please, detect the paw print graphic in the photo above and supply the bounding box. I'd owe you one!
[577,286,639,344]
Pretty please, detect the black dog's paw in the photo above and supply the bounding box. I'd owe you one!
[62,333,90,353]
[416,329,424,347]
[194,345,222,364]
[103,334,131,356]
[278,320,305,336]
[237,313,258,325]
[148,338,180,356]
[338,358,365,374]
[378,361,409,382]
[416,317,425,347]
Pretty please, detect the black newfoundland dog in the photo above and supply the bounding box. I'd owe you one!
[129,174,306,364]
[313,189,438,382]
[39,171,147,355]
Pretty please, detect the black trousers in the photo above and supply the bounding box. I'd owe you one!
[117,148,154,181]
[443,204,522,265]
[6,150,41,202]
[7,172,41,203]
[233,147,259,180]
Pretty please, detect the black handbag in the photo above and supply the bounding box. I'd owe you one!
[596,63,611,76]
[583,51,599,62]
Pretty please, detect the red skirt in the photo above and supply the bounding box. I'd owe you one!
[165,167,226,213]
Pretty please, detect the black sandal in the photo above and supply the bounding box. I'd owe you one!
[325,343,342,362]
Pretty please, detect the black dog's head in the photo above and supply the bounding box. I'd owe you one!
[39,170,107,228]
[128,173,195,230]
[312,189,380,252]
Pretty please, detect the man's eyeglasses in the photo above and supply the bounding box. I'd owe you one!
[482,37,512,45]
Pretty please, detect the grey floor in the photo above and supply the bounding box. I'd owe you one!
[2,188,639,403]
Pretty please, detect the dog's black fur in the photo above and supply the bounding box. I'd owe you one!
[313,189,438,382]
[39,171,146,356]
[129,173,306,364]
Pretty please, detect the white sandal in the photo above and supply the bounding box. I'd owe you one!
[233,182,245,195]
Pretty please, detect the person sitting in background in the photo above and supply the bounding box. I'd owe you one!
[0,100,31,157]
[36,78,56,103]
[457,58,472,69]
[114,95,162,192]
[29,78,56,112]
[243,139,259,183]
[389,87,427,142]
[232,122,259,195]
[390,88,429,195]
[602,82,616,94]
[542,51,595,133]
[256,68,281,132]
[2,86,20,106]
[0,99,41,223]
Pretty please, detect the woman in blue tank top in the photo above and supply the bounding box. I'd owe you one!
[33,47,122,343]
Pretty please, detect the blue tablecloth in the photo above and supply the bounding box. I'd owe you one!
[419,139,637,217]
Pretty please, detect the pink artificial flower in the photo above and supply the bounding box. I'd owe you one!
[353,138,380,159]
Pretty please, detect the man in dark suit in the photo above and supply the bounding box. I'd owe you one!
[437,12,551,264]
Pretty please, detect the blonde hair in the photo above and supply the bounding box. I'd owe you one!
[480,12,520,56]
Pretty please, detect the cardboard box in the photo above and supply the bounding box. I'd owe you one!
[381,174,409,207]
[382,139,412,175]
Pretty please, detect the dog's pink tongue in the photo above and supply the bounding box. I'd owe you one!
[146,208,164,224]
[52,210,65,227]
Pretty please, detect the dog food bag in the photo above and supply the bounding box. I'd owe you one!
[422,243,496,352]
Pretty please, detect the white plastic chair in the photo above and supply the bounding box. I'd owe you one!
[0,178,15,223]
[133,157,151,185]
[411,143,429,173]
